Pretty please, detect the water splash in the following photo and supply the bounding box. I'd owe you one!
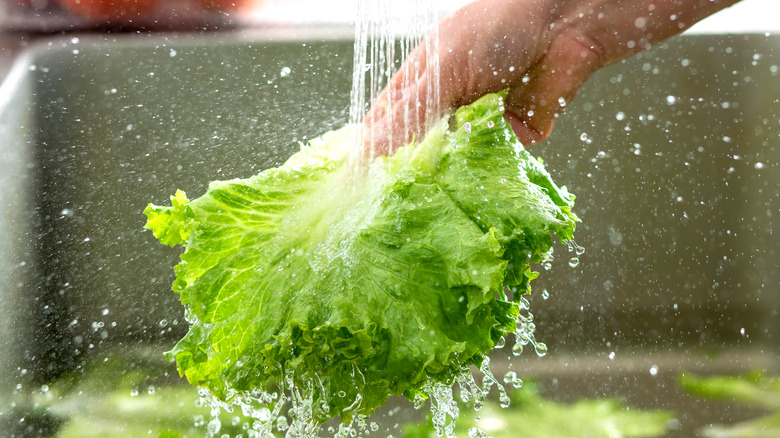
[415,359,514,438]
[480,357,511,408]
[565,239,586,256]
[426,381,460,437]
[513,301,548,358]
[195,347,530,438]
[541,247,554,271]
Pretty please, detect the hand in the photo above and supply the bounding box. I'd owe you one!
[364,0,741,155]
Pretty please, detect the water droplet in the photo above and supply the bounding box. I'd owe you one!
[568,257,579,268]
[276,416,289,431]
[754,162,764,169]
[494,336,506,348]
[193,414,205,427]
[502,371,523,389]
[61,208,74,217]
[464,121,472,134]
[649,365,659,376]
[666,95,677,105]
[487,120,495,128]
[534,342,548,357]
[169,49,177,58]
[469,427,488,438]
[541,289,550,300]
[518,297,530,310]
[130,388,139,397]
[207,418,221,435]
[413,392,426,409]
[280,66,292,77]
[511,342,523,356]
[615,111,625,121]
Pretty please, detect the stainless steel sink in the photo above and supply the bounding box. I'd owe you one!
[0,31,777,437]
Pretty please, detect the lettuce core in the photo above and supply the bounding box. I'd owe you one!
[144,92,578,424]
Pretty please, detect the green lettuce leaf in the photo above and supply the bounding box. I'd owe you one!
[143,92,577,421]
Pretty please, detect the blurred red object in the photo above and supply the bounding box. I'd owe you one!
[1,0,262,32]
[55,0,159,19]
[196,0,255,12]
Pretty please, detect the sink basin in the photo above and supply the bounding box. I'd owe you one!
[0,31,777,437]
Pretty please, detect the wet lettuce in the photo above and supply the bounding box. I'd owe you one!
[144,92,577,420]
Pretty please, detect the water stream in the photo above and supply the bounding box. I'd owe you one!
[349,0,440,158]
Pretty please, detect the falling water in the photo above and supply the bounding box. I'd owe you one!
[349,0,440,158]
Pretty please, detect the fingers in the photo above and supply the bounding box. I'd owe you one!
[365,85,429,157]
[504,32,604,147]
[363,44,431,157]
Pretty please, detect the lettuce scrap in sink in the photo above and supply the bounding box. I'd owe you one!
[143,92,578,422]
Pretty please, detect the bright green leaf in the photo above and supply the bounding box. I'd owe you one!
[144,92,578,422]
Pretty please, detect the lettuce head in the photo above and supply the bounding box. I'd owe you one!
[143,92,578,422]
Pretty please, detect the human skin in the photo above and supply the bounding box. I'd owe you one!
[364,0,743,155]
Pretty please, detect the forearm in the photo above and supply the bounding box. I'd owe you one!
[549,0,743,67]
